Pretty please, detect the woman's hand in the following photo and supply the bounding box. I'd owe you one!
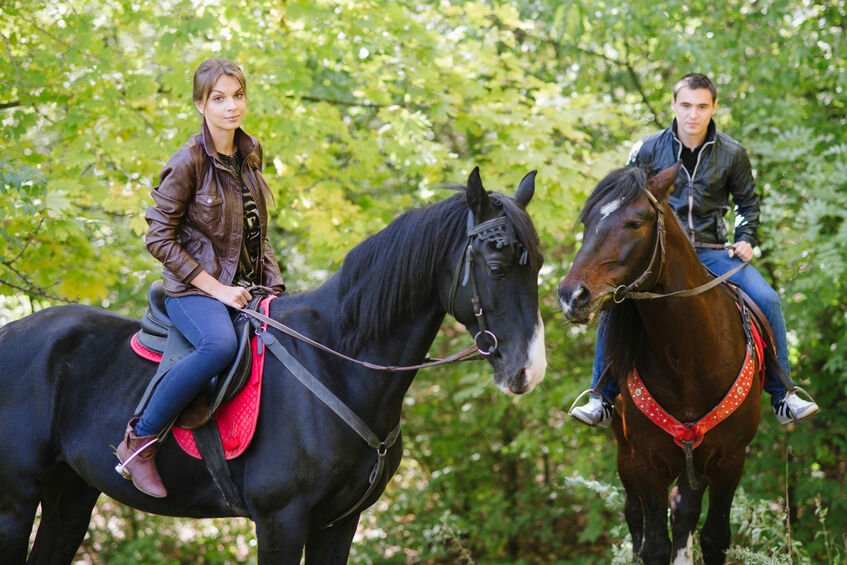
[212,284,253,309]
[189,271,252,308]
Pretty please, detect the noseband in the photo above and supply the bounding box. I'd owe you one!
[447,211,527,355]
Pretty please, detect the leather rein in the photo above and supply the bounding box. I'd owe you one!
[228,211,519,527]
[612,189,746,303]
[240,210,519,370]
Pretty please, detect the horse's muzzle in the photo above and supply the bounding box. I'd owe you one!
[558,281,597,323]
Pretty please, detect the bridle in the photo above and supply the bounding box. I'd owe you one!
[612,189,667,303]
[240,209,527,369]
[446,211,527,355]
[612,189,746,303]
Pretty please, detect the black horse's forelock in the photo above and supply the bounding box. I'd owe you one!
[337,191,541,352]
[579,165,649,226]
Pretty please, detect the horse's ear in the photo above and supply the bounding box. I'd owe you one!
[514,170,536,208]
[646,163,679,202]
[466,166,494,219]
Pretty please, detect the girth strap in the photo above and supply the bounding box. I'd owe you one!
[193,421,251,517]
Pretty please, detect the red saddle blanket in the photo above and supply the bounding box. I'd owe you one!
[130,296,275,460]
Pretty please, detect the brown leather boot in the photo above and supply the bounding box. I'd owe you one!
[115,418,168,498]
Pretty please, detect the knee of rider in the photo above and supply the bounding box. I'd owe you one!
[197,333,238,367]
[758,287,782,314]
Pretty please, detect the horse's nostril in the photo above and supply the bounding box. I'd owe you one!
[574,284,591,308]
[559,283,591,311]
[510,369,529,395]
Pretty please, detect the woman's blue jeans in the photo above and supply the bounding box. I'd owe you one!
[590,249,793,407]
[135,295,237,436]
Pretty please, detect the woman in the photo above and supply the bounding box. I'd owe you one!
[115,58,285,497]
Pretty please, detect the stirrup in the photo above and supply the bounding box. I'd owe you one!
[789,386,816,403]
[114,436,160,479]
[567,389,596,417]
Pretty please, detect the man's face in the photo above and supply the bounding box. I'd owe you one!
[671,86,717,142]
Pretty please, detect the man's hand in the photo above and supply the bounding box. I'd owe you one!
[728,241,753,262]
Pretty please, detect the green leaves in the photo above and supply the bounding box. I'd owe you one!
[2,0,846,562]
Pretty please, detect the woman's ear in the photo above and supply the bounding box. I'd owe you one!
[194,100,204,115]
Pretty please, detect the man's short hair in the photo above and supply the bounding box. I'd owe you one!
[673,73,717,103]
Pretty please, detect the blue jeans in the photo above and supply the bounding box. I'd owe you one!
[591,249,793,407]
[134,295,237,436]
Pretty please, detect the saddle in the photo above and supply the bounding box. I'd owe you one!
[720,277,786,388]
[133,281,259,429]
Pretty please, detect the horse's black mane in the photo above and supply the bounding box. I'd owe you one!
[337,190,541,352]
[579,165,649,225]
[581,165,652,379]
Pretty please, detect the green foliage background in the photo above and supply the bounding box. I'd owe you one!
[2,0,845,562]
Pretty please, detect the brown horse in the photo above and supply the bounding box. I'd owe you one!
[558,165,762,564]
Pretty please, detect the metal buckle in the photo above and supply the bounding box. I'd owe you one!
[474,330,498,355]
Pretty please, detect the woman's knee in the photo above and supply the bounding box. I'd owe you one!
[196,330,238,368]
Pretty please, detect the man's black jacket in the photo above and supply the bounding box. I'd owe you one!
[628,119,761,247]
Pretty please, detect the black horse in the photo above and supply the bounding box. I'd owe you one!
[0,168,546,564]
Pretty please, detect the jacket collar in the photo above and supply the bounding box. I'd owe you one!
[198,118,257,160]
[670,118,717,150]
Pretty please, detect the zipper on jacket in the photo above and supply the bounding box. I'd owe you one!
[673,132,716,244]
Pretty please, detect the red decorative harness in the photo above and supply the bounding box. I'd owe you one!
[626,318,765,450]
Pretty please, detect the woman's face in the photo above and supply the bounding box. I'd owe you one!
[196,74,246,138]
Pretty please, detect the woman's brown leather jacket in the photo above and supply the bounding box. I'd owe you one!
[145,121,285,297]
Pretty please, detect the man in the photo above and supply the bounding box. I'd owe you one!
[570,73,819,428]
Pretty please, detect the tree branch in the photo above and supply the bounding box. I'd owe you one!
[0,277,72,303]
[0,218,72,303]
[0,30,55,124]
[0,99,20,109]
[297,94,429,111]
[622,37,663,128]
[533,32,664,128]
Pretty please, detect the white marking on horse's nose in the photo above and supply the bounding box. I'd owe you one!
[522,313,547,392]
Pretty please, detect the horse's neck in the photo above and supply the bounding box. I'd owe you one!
[327,284,448,433]
[636,233,744,409]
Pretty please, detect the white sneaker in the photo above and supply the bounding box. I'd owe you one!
[569,393,613,428]
[773,389,820,425]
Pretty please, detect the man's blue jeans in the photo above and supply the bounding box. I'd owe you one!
[135,295,238,436]
[590,248,793,407]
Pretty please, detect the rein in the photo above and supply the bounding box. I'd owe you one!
[230,213,520,526]
[239,308,482,371]
[240,210,523,369]
[613,189,747,303]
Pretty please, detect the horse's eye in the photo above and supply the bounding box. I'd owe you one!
[488,263,505,279]
[625,220,644,229]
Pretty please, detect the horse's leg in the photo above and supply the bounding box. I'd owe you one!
[669,469,706,565]
[633,466,672,565]
[617,447,645,557]
[27,464,100,565]
[304,513,360,565]
[254,506,311,565]
[699,462,743,565]
[0,478,41,564]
